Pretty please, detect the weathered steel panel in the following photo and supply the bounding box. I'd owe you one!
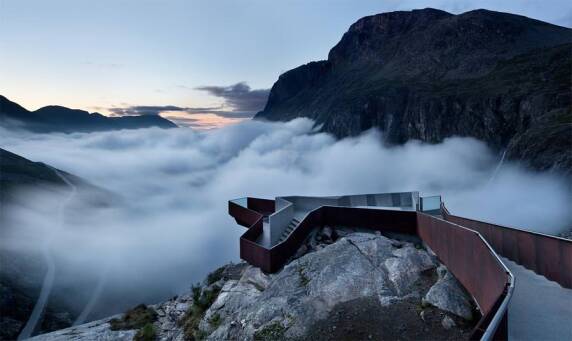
[247,197,275,215]
[516,233,535,271]
[445,213,572,289]
[322,206,418,234]
[228,199,272,271]
[561,241,572,288]
[536,237,560,285]
[229,201,262,228]
[240,237,271,272]
[416,214,509,319]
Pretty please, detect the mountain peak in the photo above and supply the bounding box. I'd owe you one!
[346,8,452,34]
[328,8,571,78]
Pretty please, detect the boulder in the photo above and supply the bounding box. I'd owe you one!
[423,265,474,320]
[442,316,456,330]
[201,232,447,339]
[385,246,436,295]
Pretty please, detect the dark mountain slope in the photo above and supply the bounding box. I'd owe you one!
[0,148,114,339]
[0,148,77,186]
[0,96,177,133]
[0,147,107,204]
[255,9,572,175]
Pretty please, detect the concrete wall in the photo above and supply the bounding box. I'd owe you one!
[275,196,291,211]
[338,192,418,210]
[286,196,339,212]
[348,195,367,206]
[268,197,294,245]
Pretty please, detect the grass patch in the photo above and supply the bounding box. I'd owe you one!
[298,267,310,287]
[179,284,222,340]
[109,304,157,331]
[208,313,221,328]
[206,266,226,286]
[134,323,157,341]
[253,321,286,341]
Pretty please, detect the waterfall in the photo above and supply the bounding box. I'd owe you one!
[488,149,507,186]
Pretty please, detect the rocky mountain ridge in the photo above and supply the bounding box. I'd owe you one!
[255,9,572,176]
[0,96,177,133]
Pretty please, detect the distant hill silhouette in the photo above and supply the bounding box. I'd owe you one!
[0,95,177,133]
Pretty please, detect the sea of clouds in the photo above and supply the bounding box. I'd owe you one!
[1,118,570,322]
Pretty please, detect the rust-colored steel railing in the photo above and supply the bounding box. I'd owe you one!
[442,206,572,289]
[247,197,275,216]
[229,200,263,228]
[240,234,271,272]
[321,206,418,234]
[417,213,513,340]
[229,199,272,270]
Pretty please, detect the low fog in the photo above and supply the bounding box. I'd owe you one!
[1,118,570,322]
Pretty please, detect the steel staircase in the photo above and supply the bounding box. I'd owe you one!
[277,217,301,243]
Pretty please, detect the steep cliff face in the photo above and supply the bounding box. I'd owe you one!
[255,9,572,175]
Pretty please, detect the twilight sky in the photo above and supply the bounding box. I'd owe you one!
[1,0,570,128]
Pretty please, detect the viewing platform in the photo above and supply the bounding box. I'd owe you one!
[228,191,572,340]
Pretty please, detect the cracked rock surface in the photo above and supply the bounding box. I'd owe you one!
[30,232,475,340]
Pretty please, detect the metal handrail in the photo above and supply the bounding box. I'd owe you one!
[417,213,513,340]
[478,233,514,341]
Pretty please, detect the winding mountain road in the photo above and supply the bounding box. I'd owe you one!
[18,168,77,340]
[73,265,110,326]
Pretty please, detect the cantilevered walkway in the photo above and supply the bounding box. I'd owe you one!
[503,258,572,341]
[229,192,572,340]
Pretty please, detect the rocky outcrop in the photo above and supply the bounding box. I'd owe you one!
[31,231,476,340]
[255,9,572,176]
[423,265,474,320]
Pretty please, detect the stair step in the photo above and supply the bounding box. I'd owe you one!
[278,218,304,243]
